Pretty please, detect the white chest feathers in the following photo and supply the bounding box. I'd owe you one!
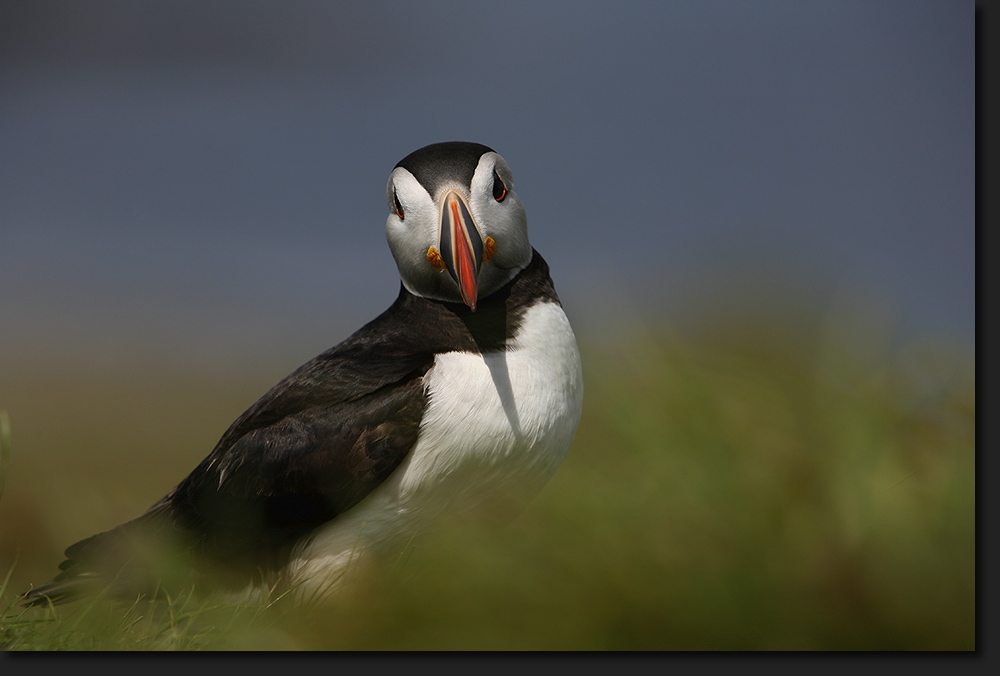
[402,300,584,510]
[293,301,583,595]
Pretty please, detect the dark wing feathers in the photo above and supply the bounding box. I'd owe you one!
[167,369,429,560]
[21,253,556,606]
[22,289,438,605]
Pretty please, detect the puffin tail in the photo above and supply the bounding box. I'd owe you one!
[18,501,182,608]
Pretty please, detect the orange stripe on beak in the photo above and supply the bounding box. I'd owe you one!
[450,199,478,310]
[439,190,484,311]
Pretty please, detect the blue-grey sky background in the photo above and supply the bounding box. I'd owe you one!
[1,0,975,376]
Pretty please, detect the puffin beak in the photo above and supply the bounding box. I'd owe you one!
[438,189,484,311]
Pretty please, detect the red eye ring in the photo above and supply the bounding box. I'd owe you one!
[393,189,405,219]
[492,171,507,202]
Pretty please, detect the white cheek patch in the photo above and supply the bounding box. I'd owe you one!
[389,167,435,218]
[470,153,499,198]
[386,169,439,271]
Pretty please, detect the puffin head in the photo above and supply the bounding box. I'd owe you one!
[385,142,532,311]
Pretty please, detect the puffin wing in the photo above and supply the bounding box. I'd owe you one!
[166,346,431,562]
[22,292,441,605]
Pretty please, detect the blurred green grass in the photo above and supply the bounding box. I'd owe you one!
[0,304,975,650]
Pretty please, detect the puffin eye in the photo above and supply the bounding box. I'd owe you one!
[492,171,507,202]
[393,189,405,219]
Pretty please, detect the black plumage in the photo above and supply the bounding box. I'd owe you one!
[21,250,560,605]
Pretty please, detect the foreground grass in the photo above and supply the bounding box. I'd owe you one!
[0,309,975,650]
[0,571,302,650]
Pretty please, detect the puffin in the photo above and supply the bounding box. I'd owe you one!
[21,141,584,607]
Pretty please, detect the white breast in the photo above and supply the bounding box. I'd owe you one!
[290,301,583,598]
[402,300,584,509]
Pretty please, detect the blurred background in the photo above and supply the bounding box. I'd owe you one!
[1,0,976,650]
